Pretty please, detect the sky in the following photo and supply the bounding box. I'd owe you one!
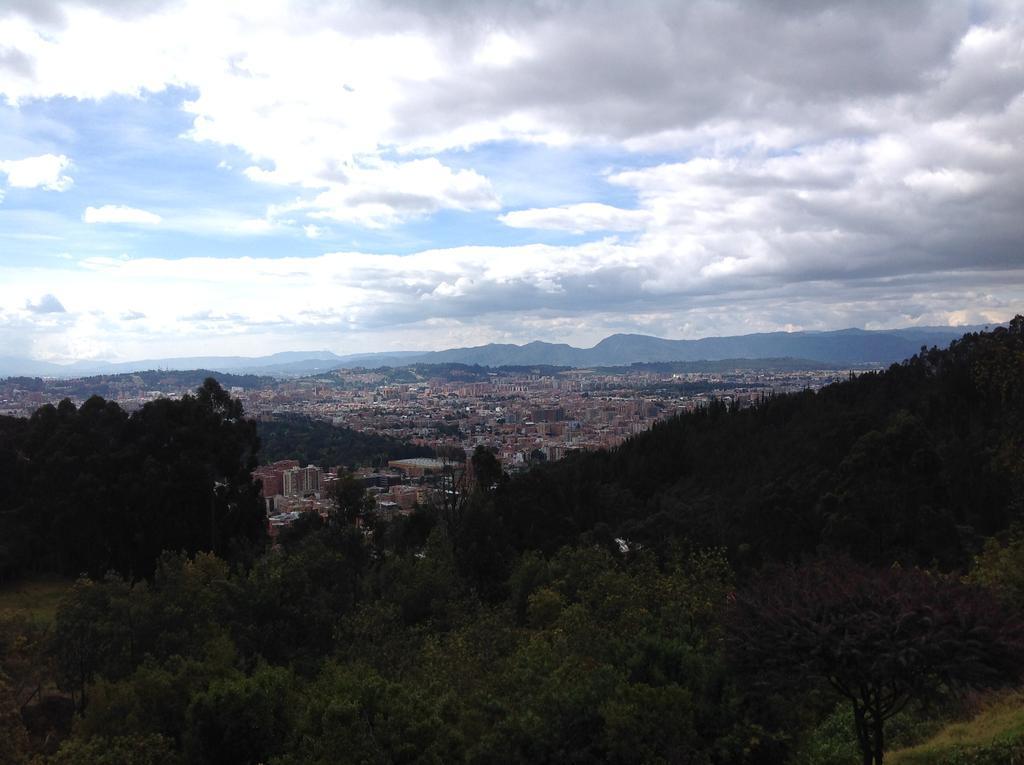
[0,0,1022,362]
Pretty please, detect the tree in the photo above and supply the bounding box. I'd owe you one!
[119,378,264,577]
[728,558,1024,765]
[967,533,1024,609]
[470,445,505,494]
[48,734,181,765]
[279,661,462,764]
[184,665,296,765]
[426,448,469,543]
[0,673,32,765]
[53,577,135,712]
[331,473,374,525]
[0,379,264,582]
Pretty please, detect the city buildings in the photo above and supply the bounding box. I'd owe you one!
[4,363,848,535]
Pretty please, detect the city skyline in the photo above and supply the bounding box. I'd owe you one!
[2,0,1022,363]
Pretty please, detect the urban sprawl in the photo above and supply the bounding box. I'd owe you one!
[2,364,849,533]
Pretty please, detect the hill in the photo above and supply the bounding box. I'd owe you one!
[0,324,996,378]
[2,369,273,399]
[3,322,1024,765]
[393,325,992,367]
[256,414,433,469]
[490,319,1024,570]
[888,691,1024,764]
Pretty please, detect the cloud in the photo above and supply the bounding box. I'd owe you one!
[180,309,244,323]
[604,115,1024,286]
[0,154,73,190]
[261,157,499,228]
[2,0,176,26]
[2,236,1021,362]
[26,293,66,313]
[7,2,1008,227]
[0,3,1016,155]
[500,203,650,234]
[83,204,162,224]
[121,309,145,320]
[0,1,1022,358]
[0,46,33,77]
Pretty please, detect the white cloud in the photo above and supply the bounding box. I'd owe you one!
[83,204,162,224]
[231,217,275,235]
[25,292,66,313]
[500,203,650,234]
[264,158,499,228]
[0,1,1023,358]
[473,32,533,69]
[7,1,1014,230]
[603,114,1024,286]
[2,235,1021,362]
[0,153,72,190]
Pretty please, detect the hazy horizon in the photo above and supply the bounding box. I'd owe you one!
[1,320,1002,370]
[2,1,1022,362]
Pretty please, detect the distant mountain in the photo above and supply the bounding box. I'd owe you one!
[0,357,81,378]
[0,351,348,379]
[401,340,583,367]
[0,324,1000,378]
[392,325,997,368]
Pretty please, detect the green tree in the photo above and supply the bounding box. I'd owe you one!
[277,662,462,765]
[967,533,1024,609]
[184,664,296,765]
[729,558,1024,765]
[48,734,181,765]
[53,577,134,711]
[331,473,375,525]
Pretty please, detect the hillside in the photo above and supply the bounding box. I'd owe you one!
[256,414,433,469]
[0,324,994,378]
[387,325,990,368]
[888,691,1024,764]
[2,321,1024,765]
[492,319,1024,570]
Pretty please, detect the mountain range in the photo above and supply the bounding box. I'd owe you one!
[0,324,998,378]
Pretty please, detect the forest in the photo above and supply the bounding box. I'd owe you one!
[256,413,433,469]
[2,320,1024,764]
[3,370,272,398]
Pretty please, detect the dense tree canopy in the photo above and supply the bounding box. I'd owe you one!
[42,543,742,765]
[256,413,431,470]
[4,321,1024,763]
[728,558,1024,765]
[492,318,1024,570]
[0,379,264,581]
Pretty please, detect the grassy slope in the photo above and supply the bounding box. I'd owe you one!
[888,691,1024,764]
[0,575,72,626]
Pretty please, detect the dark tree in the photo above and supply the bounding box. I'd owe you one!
[256,413,430,469]
[728,558,1024,765]
[0,379,264,581]
[425,450,469,542]
[124,378,265,576]
[470,445,505,493]
[330,473,374,525]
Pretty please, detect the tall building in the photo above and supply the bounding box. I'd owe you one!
[253,468,283,497]
[252,459,301,498]
[282,465,322,497]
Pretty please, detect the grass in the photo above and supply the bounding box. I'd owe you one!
[888,690,1024,764]
[0,575,73,626]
